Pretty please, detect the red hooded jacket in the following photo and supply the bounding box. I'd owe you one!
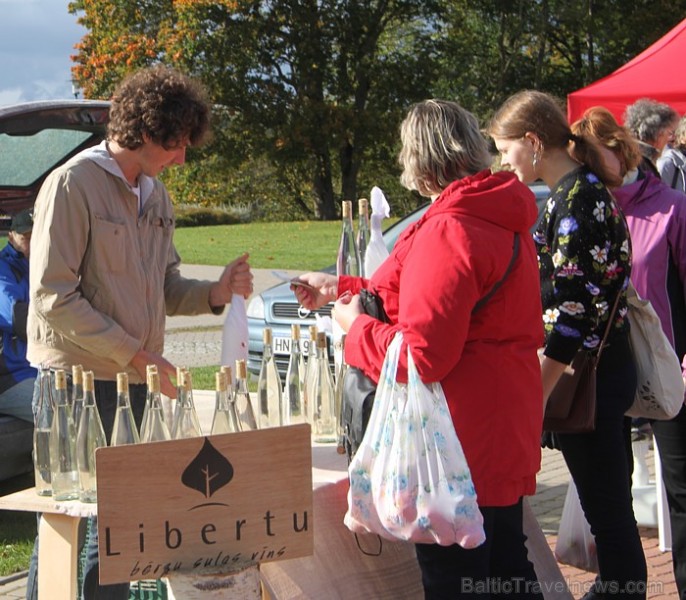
[340,170,544,506]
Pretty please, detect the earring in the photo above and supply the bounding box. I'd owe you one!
[532,150,540,170]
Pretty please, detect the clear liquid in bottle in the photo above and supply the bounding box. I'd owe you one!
[141,370,171,442]
[211,370,241,434]
[71,364,84,429]
[139,364,158,438]
[33,366,54,496]
[76,370,107,503]
[257,328,283,428]
[234,359,258,431]
[284,324,305,425]
[357,198,370,278]
[50,369,79,501]
[111,372,140,446]
[312,332,337,443]
[172,369,202,439]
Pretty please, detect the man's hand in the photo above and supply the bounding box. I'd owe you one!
[209,253,254,307]
[130,349,178,398]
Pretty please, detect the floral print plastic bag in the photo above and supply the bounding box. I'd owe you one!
[344,332,486,548]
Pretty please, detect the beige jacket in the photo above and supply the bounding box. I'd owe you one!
[28,143,218,382]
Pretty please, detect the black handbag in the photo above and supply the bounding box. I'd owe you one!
[340,233,520,460]
[542,290,621,434]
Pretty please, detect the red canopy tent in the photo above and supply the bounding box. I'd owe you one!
[567,18,686,124]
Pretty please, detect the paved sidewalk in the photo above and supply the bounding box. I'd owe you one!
[0,266,678,598]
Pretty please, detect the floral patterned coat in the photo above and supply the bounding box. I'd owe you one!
[535,166,631,365]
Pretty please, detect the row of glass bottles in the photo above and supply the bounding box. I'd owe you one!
[33,358,263,501]
[337,199,370,278]
[257,323,346,444]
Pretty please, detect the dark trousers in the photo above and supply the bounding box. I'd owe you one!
[652,405,686,599]
[26,377,147,600]
[557,336,647,599]
[415,498,543,600]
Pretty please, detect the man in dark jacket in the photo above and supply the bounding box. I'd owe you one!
[0,208,35,422]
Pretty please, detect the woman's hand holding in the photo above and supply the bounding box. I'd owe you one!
[291,272,338,309]
[332,292,362,332]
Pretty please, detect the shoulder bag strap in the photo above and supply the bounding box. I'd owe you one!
[472,233,520,314]
[596,288,623,360]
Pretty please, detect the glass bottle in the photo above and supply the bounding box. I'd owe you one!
[139,364,158,438]
[49,369,79,501]
[33,366,54,497]
[336,200,360,277]
[283,324,305,425]
[234,359,258,431]
[221,365,243,429]
[356,198,370,278]
[141,371,172,442]
[76,370,107,503]
[312,332,337,443]
[220,365,234,391]
[211,370,241,434]
[257,328,283,428]
[335,334,349,453]
[172,369,202,439]
[71,364,84,428]
[304,325,319,424]
[111,372,140,446]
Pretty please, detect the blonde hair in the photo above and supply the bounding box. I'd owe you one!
[398,99,492,197]
[488,90,621,188]
[571,107,641,176]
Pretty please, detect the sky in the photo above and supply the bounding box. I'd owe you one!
[0,0,86,106]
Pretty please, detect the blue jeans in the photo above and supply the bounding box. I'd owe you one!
[0,377,35,423]
[415,498,543,599]
[557,336,647,599]
[26,377,147,600]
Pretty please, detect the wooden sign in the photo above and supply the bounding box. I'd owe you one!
[96,424,313,585]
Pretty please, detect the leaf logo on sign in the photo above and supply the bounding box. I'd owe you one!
[182,438,234,506]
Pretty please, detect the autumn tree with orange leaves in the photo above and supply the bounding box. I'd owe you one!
[68,0,441,219]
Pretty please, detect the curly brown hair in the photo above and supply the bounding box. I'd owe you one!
[107,65,210,150]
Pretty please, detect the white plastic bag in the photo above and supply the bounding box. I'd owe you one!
[345,332,485,548]
[221,294,249,385]
[555,480,598,572]
[625,284,684,420]
[364,186,391,278]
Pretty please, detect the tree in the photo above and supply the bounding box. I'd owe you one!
[434,0,686,120]
[69,0,441,219]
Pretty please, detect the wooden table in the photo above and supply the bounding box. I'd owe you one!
[0,446,573,600]
[0,489,95,600]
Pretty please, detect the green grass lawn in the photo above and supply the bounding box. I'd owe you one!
[173,220,346,270]
[0,472,36,577]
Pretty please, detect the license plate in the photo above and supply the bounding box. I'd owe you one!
[273,337,312,356]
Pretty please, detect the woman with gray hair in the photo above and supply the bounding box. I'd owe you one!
[293,99,545,598]
[623,98,680,175]
[657,114,686,192]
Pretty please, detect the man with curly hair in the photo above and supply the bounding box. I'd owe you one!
[26,65,253,599]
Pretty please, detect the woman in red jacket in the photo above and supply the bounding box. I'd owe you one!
[294,99,544,599]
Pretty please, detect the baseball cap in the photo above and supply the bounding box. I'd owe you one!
[10,209,33,234]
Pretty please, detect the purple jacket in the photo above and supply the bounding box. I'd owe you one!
[613,172,686,372]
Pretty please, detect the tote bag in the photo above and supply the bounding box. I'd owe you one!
[344,332,485,548]
[625,285,684,420]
